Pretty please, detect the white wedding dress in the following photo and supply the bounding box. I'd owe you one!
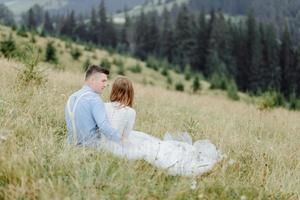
[100,102,222,176]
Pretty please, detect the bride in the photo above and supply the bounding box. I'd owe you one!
[100,77,222,176]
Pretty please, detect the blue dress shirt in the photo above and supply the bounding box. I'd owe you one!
[65,85,121,147]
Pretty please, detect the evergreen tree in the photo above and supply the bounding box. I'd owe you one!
[43,11,53,34]
[295,45,300,97]
[45,41,58,64]
[120,8,131,51]
[74,14,88,41]
[134,9,148,60]
[147,11,159,55]
[173,4,194,69]
[159,7,174,62]
[259,23,280,91]
[60,11,76,38]
[192,10,209,73]
[211,12,234,75]
[192,75,201,93]
[27,8,37,30]
[106,17,117,47]
[89,8,98,43]
[98,0,108,46]
[0,33,16,58]
[0,4,15,26]
[244,10,262,93]
[279,24,296,97]
[231,21,247,90]
[31,4,44,26]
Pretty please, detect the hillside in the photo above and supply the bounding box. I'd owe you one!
[1,0,146,16]
[0,25,300,199]
[113,0,189,23]
[0,25,201,92]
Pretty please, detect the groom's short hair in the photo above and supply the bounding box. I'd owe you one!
[85,65,109,80]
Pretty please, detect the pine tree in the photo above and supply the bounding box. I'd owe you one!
[120,8,131,50]
[106,17,117,48]
[45,41,58,64]
[98,0,108,46]
[159,7,174,62]
[279,24,296,97]
[0,33,16,58]
[192,10,208,73]
[192,75,201,93]
[147,11,159,55]
[134,9,148,60]
[259,23,280,91]
[0,3,15,26]
[60,11,76,38]
[295,45,300,97]
[73,14,88,41]
[244,10,262,93]
[43,11,53,34]
[231,20,247,91]
[89,8,98,43]
[27,8,37,30]
[173,4,194,69]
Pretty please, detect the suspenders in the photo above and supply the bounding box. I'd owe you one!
[67,92,91,145]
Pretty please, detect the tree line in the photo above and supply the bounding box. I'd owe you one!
[1,1,300,108]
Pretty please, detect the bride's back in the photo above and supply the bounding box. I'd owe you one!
[105,102,136,137]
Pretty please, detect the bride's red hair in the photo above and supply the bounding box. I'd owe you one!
[110,77,134,107]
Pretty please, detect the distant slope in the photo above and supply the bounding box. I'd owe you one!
[2,0,68,15]
[0,24,204,93]
[113,0,189,23]
[1,0,146,16]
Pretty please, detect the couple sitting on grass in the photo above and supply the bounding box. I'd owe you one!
[65,65,222,176]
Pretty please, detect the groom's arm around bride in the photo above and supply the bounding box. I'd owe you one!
[65,65,121,147]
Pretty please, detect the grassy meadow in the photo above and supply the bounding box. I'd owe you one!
[0,25,300,199]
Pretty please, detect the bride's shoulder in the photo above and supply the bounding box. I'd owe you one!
[125,106,136,116]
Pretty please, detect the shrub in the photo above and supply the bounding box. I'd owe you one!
[30,33,36,43]
[161,67,169,76]
[84,44,94,52]
[17,45,45,86]
[82,58,91,72]
[257,91,285,110]
[39,29,46,37]
[117,63,125,75]
[12,24,17,31]
[129,63,142,73]
[175,82,184,92]
[166,75,173,85]
[184,65,192,80]
[159,59,172,71]
[45,41,58,64]
[16,25,28,37]
[113,58,124,66]
[92,53,98,59]
[288,93,300,110]
[100,58,111,70]
[210,73,227,90]
[226,79,239,101]
[0,33,16,58]
[192,76,201,93]
[146,56,159,71]
[65,42,72,49]
[70,48,82,60]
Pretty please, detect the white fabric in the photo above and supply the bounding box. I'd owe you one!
[101,102,222,176]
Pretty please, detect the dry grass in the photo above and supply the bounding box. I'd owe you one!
[0,57,299,199]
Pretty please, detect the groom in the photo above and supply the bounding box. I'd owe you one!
[65,65,121,147]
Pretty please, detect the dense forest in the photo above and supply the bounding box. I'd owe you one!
[0,0,300,108]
